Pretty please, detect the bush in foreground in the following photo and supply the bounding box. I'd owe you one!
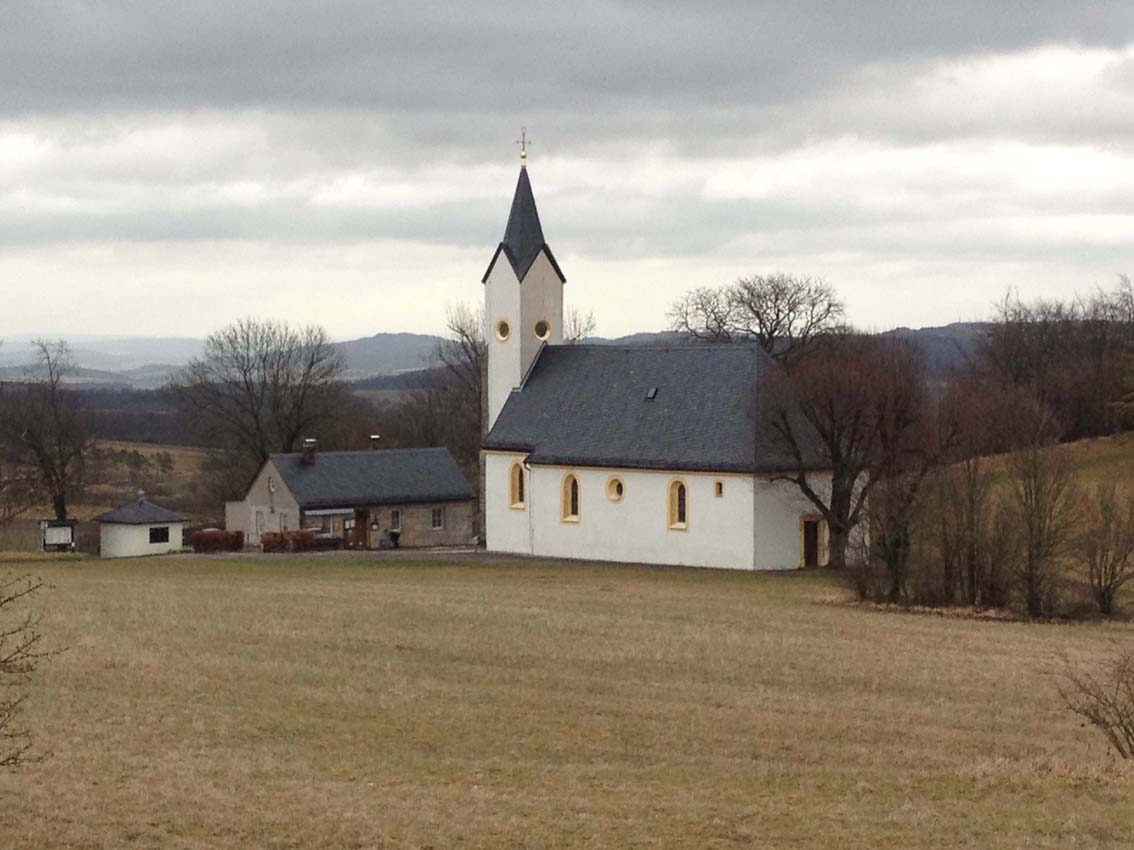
[1059,646,1134,760]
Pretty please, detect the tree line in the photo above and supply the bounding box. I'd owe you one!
[669,272,1134,619]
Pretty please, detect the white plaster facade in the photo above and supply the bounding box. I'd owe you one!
[100,522,185,558]
[484,250,563,430]
[485,452,831,571]
[224,458,299,547]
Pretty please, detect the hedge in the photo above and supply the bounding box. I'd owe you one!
[190,529,245,553]
[260,529,318,553]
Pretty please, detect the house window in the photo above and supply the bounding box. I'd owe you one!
[668,480,688,530]
[149,526,170,544]
[279,511,289,531]
[606,476,625,502]
[561,473,580,522]
[495,319,511,341]
[431,507,445,530]
[391,509,402,532]
[509,463,526,508]
[714,480,724,497]
[255,510,264,533]
[534,318,551,341]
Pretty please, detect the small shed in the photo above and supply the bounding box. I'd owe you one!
[94,498,188,558]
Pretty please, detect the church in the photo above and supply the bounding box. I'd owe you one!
[480,149,832,570]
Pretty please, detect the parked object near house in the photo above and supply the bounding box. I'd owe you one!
[225,444,475,549]
[39,519,78,552]
[481,153,833,571]
[94,497,187,558]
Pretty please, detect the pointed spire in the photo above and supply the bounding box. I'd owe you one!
[501,167,545,277]
[482,164,566,284]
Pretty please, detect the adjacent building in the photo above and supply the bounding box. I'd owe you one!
[95,498,188,558]
[225,443,476,549]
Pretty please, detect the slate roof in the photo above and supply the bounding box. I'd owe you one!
[483,344,826,473]
[269,447,475,510]
[95,499,188,525]
[481,166,566,284]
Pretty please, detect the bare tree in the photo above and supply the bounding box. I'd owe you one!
[862,399,958,603]
[170,319,345,469]
[563,308,597,344]
[668,286,736,343]
[928,379,1038,607]
[1003,436,1081,618]
[670,273,845,362]
[766,334,928,570]
[0,341,92,521]
[1077,483,1134,616]
[435,303,487,463]
[0,572,48,768]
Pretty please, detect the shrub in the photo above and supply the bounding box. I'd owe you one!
[289,529,318,552]
[1059,646,1134,759]
[260,530,317,553]
[259,532,287,553]
[190,529,244,553]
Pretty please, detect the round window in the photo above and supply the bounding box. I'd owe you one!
[534,319,551,341]
[606,477,625,502]
[495,319,511,341]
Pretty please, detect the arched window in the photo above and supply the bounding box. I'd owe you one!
[668,479,688,530]
[509,462,525,509]
[561,473,580,522]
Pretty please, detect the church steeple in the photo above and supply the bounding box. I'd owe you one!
[482,139,566,430]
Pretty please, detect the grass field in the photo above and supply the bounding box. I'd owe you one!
[3,554,1134,849]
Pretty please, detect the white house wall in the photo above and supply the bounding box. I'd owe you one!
[100,523,184,558]
[225,458,300,546]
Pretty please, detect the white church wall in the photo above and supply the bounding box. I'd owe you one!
[484,452,534,554]
[752,473,833,570]
[524,465,756,570]
[518,252,564,368]
[484,259,523,430]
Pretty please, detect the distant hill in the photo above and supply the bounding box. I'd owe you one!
[1,324,989,389]
[880,322,988,380]
[332,332,443,378]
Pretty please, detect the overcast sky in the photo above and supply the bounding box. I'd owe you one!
[2,1,1133,341]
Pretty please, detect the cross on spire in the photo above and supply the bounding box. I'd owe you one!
[515,126,531,166]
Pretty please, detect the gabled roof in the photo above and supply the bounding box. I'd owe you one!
[483,344,825,474]
[269,447,475,510]
[95,498,188,525]
[481,166,566,284]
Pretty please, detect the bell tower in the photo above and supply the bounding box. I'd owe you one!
[482,134,566,430]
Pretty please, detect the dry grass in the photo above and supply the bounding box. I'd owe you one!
[3,555,1134,849]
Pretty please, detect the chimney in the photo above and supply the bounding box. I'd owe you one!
[369,433,382,451]
[301,438,317,466]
